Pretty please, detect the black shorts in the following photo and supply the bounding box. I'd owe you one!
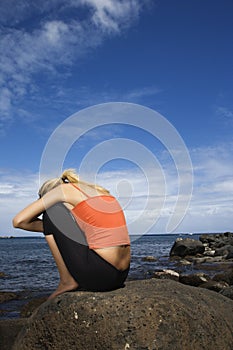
[42,203,130,292]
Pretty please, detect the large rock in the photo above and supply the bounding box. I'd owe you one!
[13,279,233,350]
[170,238,205,257]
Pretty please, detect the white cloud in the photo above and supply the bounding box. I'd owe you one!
[0,0,150,124]
[184,143,233,232]
[0,171,40,236]
[79,0,142,32]
[213,179,233,192]
[0,183,14,195]
[97,143,233,234]
[124,86,162,100]
[43,21,69,45]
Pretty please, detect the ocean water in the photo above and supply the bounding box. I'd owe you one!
[0,234,199,294]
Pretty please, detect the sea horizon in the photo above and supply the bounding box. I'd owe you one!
[0,231,229,239]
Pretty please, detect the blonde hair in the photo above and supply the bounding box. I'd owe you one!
[38,169,109,197]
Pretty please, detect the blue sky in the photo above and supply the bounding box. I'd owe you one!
[0,0,233,236]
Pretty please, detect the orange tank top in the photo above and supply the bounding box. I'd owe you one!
[70,184,130,249]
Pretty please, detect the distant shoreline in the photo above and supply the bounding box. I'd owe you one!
[0,232,231,239]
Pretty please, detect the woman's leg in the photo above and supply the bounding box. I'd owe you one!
[45,235,79,299]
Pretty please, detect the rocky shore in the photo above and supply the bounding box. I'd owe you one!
[1,233,233,349]
[141,232,233,298]
[167,232,233,298]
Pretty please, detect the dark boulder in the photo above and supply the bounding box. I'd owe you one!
[214,245,233,257]
[13,279,233,350]
[226,251,233,259]
[179,273,210,287]
[199,280,229,293]
[170,238,205,257]
[199,232,233,249]
[199,233,220,244]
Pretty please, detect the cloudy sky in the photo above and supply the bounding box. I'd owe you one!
[0,0,233,236]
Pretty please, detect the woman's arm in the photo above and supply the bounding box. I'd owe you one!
[12,184,67,232]
[13,199,45,232]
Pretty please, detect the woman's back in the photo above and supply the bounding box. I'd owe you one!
[63,183,130,270]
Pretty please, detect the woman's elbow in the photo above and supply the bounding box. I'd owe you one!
[12,216,24,228]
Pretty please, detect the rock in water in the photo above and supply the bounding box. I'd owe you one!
[170,238,205,257]
[13,279,233,350]
[153,269,180,281]
[179,273,210,287]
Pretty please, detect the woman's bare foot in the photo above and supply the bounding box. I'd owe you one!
[48,279,79,300]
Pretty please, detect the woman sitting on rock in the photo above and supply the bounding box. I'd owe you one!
[13,169,131,299]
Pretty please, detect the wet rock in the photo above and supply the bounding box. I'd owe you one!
[141,255,157,262]
[212,268,233,285]
[193,256,224,264]
[192,257,208,264]
[203,248,216,256]
[170,233,233,273]
[153,269,179,281]
[13,279,233,350]
[199,232,233,250]
[199,233,220,244]
[214,245,233,257]
[0,271,9,278]
[179,258,192,266]
[199,280,229,293]
[170,238,205,258]
[192,262,233,277]
[226,251,233,259]
[179,273,210,287]
[0,291,19,303]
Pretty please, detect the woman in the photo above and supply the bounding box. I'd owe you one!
[13,169,130,299]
